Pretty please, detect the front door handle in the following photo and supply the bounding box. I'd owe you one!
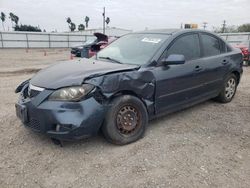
[194,65,202,72]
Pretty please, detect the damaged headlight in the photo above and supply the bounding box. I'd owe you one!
[49,84,94,101]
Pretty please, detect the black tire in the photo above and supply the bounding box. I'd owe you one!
[216,74,238,103]
[102,95,148,145]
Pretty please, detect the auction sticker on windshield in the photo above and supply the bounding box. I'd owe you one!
[141,37,162,44]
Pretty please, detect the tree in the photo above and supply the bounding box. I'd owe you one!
[9,12,19,28]
[213,25,238,33]
[14,24,42,32]
[0,12,5,31]
[66,17,71,25]
[66,17,76,31]
[66,17,72,31]
[225,25,238,33]
[70,22,76,32]
[13,15,19,25]
[78,24,85,31]
[238,24,250,32]
[85,16,89,28]
[9,12,15,28]
[105,17,110,25]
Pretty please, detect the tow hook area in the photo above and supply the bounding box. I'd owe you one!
[51,125,63,147]
[51,124,63,147]
[51,138,63,147]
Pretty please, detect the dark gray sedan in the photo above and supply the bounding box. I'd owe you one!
[15,29,243,145]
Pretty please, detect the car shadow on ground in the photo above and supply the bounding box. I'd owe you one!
[25,99,218,149]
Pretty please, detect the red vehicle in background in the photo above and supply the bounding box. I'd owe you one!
[239,46,250,64]
[230,43,250,66]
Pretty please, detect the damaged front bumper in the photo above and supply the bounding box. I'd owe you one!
[15,83,106,140]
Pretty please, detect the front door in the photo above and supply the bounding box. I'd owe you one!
[153,33,204,114]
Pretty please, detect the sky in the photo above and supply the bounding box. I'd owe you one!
[0,0,250,32]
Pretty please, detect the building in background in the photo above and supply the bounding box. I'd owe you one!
[184,24,198,29]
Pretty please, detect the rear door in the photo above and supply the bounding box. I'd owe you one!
[198,33,231,95]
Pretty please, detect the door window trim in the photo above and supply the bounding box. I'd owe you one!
[199,32,225,58]
[157,32,202,65]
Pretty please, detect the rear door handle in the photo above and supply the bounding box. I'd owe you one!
[222,59,229,65]
[194,65,202,72]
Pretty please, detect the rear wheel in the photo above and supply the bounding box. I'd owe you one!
[102,95,148,145]
[216,74,237,103]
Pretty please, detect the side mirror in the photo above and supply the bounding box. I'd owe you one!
[161,54,185,65]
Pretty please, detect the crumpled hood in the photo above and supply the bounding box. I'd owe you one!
[30,58,139,89]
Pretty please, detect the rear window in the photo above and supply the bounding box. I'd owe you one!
[201,34,220,57]
[220,41,227,53]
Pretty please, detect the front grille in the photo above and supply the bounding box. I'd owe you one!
[26,118,41,131]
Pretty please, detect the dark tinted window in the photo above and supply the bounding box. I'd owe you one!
[201,34,220,56]
[166,34,200,61]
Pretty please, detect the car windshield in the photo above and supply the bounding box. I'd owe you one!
[97,33,169,65]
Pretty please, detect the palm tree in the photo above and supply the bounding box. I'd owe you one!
[0,12,6,31]
[70,22,76,32]
[78,24,85,31]
[105,17,110,26]
[85,16,90,28]
[13,15,19,25]
[66,17,71,24]
[66,17,72,31]
[9,12,15,28]
[66,17,76,32]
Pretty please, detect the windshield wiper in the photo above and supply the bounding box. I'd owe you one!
[98,56,122,64]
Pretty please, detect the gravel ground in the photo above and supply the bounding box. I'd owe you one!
[0,49,249,188]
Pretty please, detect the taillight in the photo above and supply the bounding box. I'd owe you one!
[241,48,249,55]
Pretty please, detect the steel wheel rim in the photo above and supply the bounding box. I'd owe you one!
[225,78,236,100]
[116,105,141,135]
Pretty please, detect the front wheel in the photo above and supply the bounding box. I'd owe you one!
[216,74,238,103]
[102,95,148,145]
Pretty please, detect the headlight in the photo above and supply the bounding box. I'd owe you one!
[49,84,94,101]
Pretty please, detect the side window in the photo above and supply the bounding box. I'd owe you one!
[227,45,232,52]
[220,40,227,53]
[166,34,200,61]
[201,34,220,56]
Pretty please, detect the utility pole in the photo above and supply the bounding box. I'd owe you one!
[222,20,226,33]
[102,7,105,34]
[203,22,208,30]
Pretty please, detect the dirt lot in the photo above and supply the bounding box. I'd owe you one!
[0,49,249,188]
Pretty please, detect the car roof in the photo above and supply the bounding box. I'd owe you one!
[134,29,217,36]
[135,29,181,34]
